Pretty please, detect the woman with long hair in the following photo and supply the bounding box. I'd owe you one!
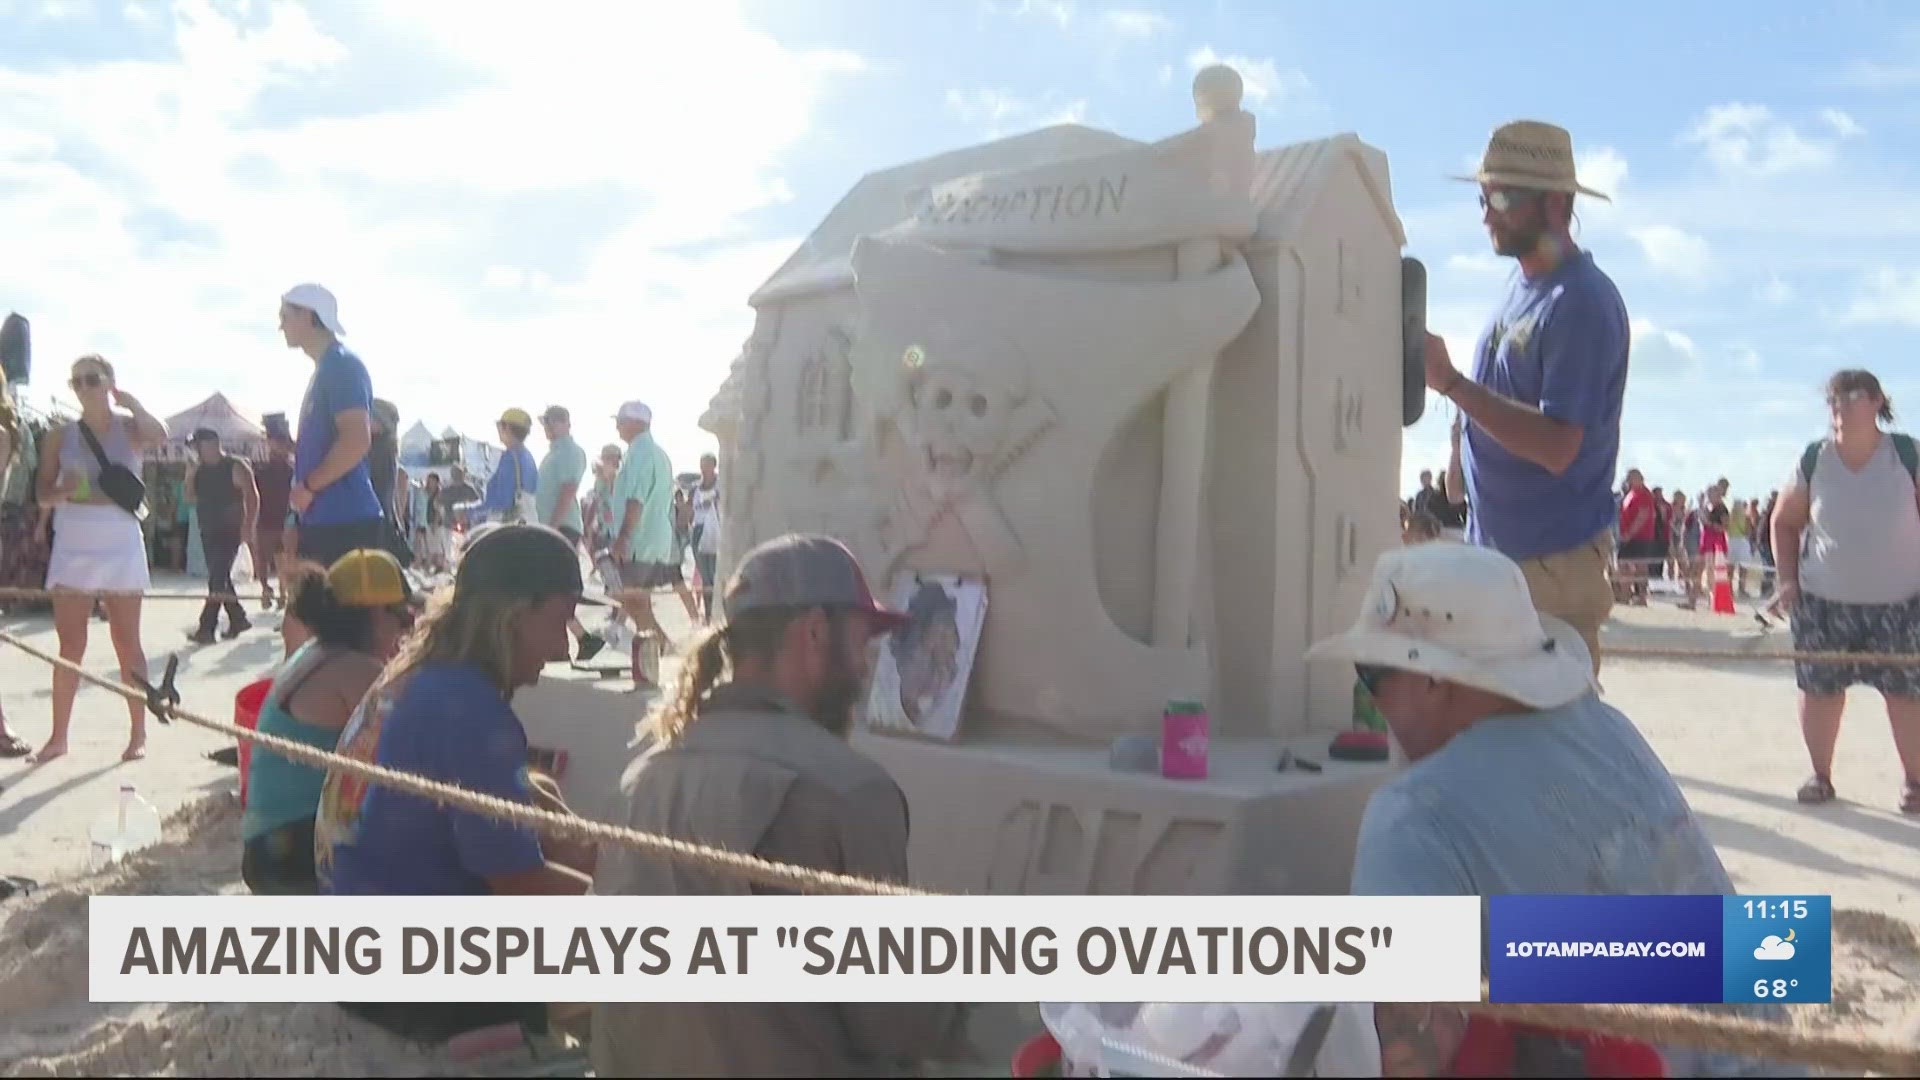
[33,355,167,763]
[313,524,594,1043]
[1772,369,1920,813]
[242,549,415,895]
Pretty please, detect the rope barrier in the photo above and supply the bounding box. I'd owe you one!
[2,629,1916,1072]
[0,583,693,605]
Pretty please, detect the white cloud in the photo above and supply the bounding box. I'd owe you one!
[1820,108,1866,139]
[1629,225,1713,283]
[1630,318,1698,371]
[1761,274,1793,305]
[1444,252,1505,279]
[1185,46,1311,111]
[0,0,867,467]
[1844,269,1920,326]
[1576,147,1629,202]
[983,0,1074,27]
[1101,8,1170,39]
[1753,935,1796,961]
[944,88,1088,137]
[1683,103,1843,174]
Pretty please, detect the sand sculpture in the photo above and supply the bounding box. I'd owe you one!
[701,65,1414,894]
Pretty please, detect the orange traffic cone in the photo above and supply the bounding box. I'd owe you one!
[1710,560,1736,615]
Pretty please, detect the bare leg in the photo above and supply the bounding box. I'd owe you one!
[673,580,699,622]
[619,590,666,691]
[104,595,149,760]
[1883,692,1920,789]
[37,594,93,763]
[1799,690,1846,784]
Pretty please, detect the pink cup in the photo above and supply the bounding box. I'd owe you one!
[1161,701,1209,779]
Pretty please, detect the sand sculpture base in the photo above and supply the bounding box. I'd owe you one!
[854,733,1392,896]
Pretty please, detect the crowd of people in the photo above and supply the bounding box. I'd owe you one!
[0,282,727,763]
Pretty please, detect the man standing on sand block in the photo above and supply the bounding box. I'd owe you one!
[1424,120,1629,675]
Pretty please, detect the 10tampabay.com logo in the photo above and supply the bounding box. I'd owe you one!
[1488,895,1831,1005]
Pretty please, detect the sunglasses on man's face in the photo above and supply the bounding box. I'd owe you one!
[1478,188,1546,215]
[70,372,105,390]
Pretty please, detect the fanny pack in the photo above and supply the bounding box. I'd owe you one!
[78,421,147,520]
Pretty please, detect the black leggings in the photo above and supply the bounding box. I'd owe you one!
[241,819,318,896]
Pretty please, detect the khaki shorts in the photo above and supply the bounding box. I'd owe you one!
[1515,530,1613,675]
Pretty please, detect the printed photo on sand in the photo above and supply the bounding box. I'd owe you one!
[863,573,986,742]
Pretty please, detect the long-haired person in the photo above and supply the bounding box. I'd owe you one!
[242,549,416,895]
[32,355,167,763]
[1771,369,1920,814]
[313,524,596,1042]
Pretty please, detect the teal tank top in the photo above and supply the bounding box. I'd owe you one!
[241,644,351,841]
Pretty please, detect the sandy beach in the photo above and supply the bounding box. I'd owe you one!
[0,577,1915,1074]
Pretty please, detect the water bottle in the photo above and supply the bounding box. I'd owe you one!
[88,783,163,872]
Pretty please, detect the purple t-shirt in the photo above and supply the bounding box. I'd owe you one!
[294,341,384,527]
[315,661,545,895]
[1461,250,1629,561]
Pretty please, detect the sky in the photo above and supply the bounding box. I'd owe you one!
[4,0,1920,500]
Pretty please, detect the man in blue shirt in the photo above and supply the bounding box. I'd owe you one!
[1423,121,1630,673]
[279,284,386,567]
[483,407,540,523]
[1311,543,1793,1078]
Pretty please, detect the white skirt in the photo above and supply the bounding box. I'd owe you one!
[47,503,151,593]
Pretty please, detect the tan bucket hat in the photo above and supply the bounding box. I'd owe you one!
[1450,119,1612,202]
[1307,542,1597,710]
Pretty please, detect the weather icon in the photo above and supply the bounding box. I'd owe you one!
[1754,929,1797,961]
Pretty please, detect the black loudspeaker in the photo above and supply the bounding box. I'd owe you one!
[1400,258,1427,428]
[0,313,27,386]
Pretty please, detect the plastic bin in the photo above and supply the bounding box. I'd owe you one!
[234,678,273,808]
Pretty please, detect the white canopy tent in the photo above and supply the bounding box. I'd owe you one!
[160,393,266,462]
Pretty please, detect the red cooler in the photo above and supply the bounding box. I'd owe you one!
[234,678,273,808]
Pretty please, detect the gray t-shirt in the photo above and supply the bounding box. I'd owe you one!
[1350,693,1798,1077]
[1792,437,1920,605]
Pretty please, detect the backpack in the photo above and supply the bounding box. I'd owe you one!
[1800,433,1919,489]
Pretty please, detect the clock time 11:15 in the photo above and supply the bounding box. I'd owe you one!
[1744,899,1809,920]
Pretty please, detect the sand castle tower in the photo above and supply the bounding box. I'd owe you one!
[699,65,1419,895]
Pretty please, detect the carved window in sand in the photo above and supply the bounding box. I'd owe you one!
[798,325,855,443]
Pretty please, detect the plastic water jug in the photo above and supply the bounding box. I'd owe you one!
[88,783,163,872]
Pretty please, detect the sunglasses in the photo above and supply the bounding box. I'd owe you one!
[1827,388,1874,408]
[70,372,105,389]
[1355,663,1392,696]
[1478,188,1546,214]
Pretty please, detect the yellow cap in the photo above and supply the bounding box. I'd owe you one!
[327,549,410,607]
[498,407,533,430]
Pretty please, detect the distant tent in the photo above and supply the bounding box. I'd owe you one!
[162,393,266,460]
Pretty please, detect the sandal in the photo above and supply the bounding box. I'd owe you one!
[1902,781,1920,816]
[1797,775,1837,805]
[0,734,29,758]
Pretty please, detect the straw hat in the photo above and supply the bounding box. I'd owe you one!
[1307,543,1596,710]
[1450,119,1612,203]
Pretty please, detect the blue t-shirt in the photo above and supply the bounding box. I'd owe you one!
[1351,692,1795,1078]
[483,444,539,517]
[313,661,545,895]
[1461,250,1629,561]
[295,342,384,527]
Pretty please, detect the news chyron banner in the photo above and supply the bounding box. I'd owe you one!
[1489,895,1831,1005]
[91,896,1483,1003]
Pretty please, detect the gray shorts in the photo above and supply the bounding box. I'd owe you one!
[1790,591,1920,695]
[617,560,678,590]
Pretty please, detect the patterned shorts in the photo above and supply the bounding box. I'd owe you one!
[1790,591,1920,695]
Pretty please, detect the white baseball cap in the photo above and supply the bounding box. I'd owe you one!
[1307,542,1595,710]
[615,400,652,424]
[281,283,346,337]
